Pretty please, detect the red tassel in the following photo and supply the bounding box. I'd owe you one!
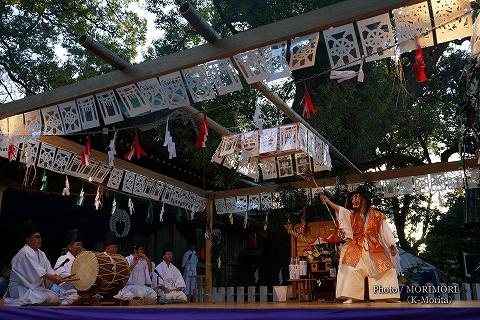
[81,135,91,166]
[301,85,317,120]
[413,47,428,82]
[195,113,208,148]
[124,130,146,161]
[8,144,15,162]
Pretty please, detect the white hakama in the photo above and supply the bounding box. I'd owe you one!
[114,255,157,300]
[335,207,400,301]
[152,261,187,302]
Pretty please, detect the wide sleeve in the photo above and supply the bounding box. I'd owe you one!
[182,252,188,268]
[54,256,69,278]
[175,267,186,288]
[337,206,353,239]
[379,219,401,273]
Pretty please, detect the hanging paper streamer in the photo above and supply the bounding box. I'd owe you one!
[357,58,364,83]
[111,196,117,215]
[81,134,92,166]
[128,197,135,215]
[301,84,317,120]
[8,144,15,162]
[76,186,85,206]
[243,211,248,229]
[40,168,48,191]
[124,129,146,161]
[62,176,70,196]
[300,210,307,235]
[146,201,153,224]
[94,186,102,210]
[164,117,176,159]
[264,213,269,231]
[254,268,259,284]
[108,131,117,167]
[159,202,165,222]
[229,211,234,225]
[195,113,209,148]
[253,97,264,134]
[413,47,428,82]
[204,225,210,240]
[217,256,222,269]
[278,269,283,285]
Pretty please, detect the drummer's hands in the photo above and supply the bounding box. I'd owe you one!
[319,195,328,204]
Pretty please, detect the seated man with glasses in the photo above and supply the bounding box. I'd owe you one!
[4,221,74,306]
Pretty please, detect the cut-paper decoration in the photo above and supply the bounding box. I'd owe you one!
[223,151,239,169]
[225,197,236,213]
[157,71,190,109]
[289,33,320,71]
[51,148,72,173]
[21,140,40,165]
[397,177,414,195]
[211,147,224,165]
[122,171,136,194]
[323,24,361,69]
[295,153,311,175]
[241,131,259,157]
[90,162,111,183]
[414,175,430,193]
[393,2,434,53]
[132,174,147,196]
[182,65,216,103]
[259,157,278,180]
[218,135,238,157]
[430,173,447,192]
[137,78,167,110]
[259,128,278,154]
[161,185,175,205]
[8,114,25,136]
[244,158,260,182]
[41,105,64,135]
[206,59,243,95]
[24,110,42,137]
[107,168,124,189]
[383,180,398,198]
[235,196,248,213]
[150,181,165,200]
[278,124,298,151]
[63,155,82,178]
[298,124,308,154]
[215,198,227,215]
[277,155,294,178]
[143,178,156,199]
[95,90,124,125]
[260,193,273,210]
[58,101,82,133]
[37,143,57,170]
[76,95,100,129]
[233,49,268,84]
[265,41,291,81]
[471,18,480,57]
[431,0,472,44]
[116,84,151,117]
[247,194,260,212]
[356,13,396,62]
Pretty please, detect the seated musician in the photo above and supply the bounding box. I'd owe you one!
[51,229,83,305]
[152,247,187,303]
[4,221,73,306]
[114,243,157,301]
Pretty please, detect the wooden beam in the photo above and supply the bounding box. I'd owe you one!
[40,136,207,196]
[210,159,479,198]
[205,198,214,303]
[0,0,424,119]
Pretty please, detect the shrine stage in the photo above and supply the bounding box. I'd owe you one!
[1,301,479,320]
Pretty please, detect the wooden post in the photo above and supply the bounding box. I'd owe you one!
[205,199,214,303]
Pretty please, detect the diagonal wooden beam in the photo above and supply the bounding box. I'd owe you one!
[210,159,479,198]
[0,0,424,119]
[40,135,207,196]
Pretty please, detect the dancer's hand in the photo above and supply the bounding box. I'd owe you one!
[390,245,397,256]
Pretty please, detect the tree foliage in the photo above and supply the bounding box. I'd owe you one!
[0,0,147,102]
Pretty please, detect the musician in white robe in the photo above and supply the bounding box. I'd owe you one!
[115,244,156,301]
[321,187,400,304]
[152,248,187,303]
[182,244,198,297]
[4,223,70,306]
[51,229,83,305]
